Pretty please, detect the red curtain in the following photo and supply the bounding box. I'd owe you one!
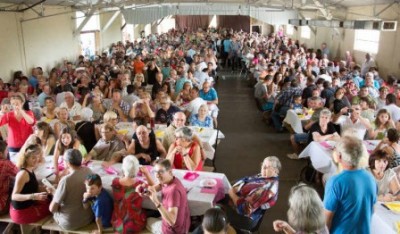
[175,15,211,32]
[217,15,250,32]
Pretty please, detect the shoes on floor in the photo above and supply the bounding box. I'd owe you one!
[287,153,299,160]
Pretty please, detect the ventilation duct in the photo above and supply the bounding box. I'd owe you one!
[288,19,395,31]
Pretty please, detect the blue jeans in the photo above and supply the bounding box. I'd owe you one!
[271,105,289,131]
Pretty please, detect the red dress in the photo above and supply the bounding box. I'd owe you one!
[172,142,203,171]
[111,178,146,233]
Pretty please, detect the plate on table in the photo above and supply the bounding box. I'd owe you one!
[199,178,217,188]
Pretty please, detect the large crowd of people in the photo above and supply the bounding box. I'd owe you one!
[0,26,398,233]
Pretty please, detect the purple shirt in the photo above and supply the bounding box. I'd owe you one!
[161,177,190,234]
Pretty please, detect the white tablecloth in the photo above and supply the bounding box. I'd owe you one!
[116,122,225,160]
[371,203,400,234]
[299,140,380,175]
[283,109,311,134]
[35,158,231,216]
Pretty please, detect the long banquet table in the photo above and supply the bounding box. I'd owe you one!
[116,122,225,160]
[36,158,231,216]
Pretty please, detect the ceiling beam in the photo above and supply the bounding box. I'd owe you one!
[101,10,120,31]
[73,0,103,36]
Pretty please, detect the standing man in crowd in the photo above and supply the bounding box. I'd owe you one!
[324,136,377,233]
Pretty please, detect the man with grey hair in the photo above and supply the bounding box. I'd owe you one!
[324,136,376,234]
[59,91,82,120]
[48,149,94,230]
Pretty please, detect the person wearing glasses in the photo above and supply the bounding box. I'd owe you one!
[224,156,280,231]
[333,103,371,140]
[166,127,203,171]
[273,184,328,234]
[95,111,119,141]
[137,159,190,234]
[155,96,180,125]
[324,136,376,234]
[48,149,94,230]
[162,112,187,151]
[84,123,125,163]
[10,145,51,224]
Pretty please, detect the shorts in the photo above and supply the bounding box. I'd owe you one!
[294,133,309,144]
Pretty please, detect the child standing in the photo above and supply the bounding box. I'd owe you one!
[290,95,304,112]
[83,174,113,234]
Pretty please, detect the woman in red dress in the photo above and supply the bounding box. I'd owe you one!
[166,126,203,171]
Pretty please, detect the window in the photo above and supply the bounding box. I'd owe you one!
[354,29,380,54]
[75,11,100,31]
[301,26,311,39]
[286,25,293,35]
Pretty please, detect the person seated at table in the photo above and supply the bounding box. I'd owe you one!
[137,159,190,234]
[290,95,304,112]
[10,144,51,224]
[75,108,97,152]
[26,121,56,157]
[351,86,377,109]
[94,111,119,140]
[59,91,82,121]
[185,86,207,118]
[53,127,87,178]
[190,104,214,128]
[82,91,106,123]
[333,103,371,140]
[273,184,328,234]
[288,108,340,160]
[84,123,125,163]
[54,107,76,138]
[110,125,166,166]
[175,81,192,106]
[192,207,237,234]
[112,155,147,233]
[200,81,219,127]
[359,97,375,123]
[368,109,394,140]
[42,97,58,121]
[129,92,156,123]
[48,149,94,230]
[373,128,400,168]
[102,89,130,122]
[82,174,113,234]
[167,126,203,171]
[155,96,181,125]
[367,150,400,202]
[0,141,18,215]
[329,87,351,114]
[162,111,187,150]
[223,156,280,231]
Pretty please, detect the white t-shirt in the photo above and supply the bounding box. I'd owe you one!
[186,97,207,115]
[336,115,368,140]
[383,104,400,122]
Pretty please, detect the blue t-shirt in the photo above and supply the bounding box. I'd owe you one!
[324,169,377,234]
[199,88,218,102]
[175,78,192,95]
[92,189,113,228]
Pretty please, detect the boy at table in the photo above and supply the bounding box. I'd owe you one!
[83,174,113,234]
[137,159,190,234]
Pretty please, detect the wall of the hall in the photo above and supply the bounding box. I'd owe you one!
[100,12,123,49]
[0,6,78,82]
[0,6,124,82]
[286,5,400,78]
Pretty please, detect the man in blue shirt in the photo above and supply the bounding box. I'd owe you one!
[324,136,377,234]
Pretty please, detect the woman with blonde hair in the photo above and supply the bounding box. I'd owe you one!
[10,144,51,224]
[368,109,395,140]
[95,110,119,140]
[53,107,75,138]
[273,184,328,234]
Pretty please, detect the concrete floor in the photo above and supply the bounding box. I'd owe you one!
[214,70,308,233]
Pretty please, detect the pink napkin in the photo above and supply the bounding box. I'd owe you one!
[183,172,200,181]
[200,178,224,203]
[104,166,118,175]
[320,141,333,150]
